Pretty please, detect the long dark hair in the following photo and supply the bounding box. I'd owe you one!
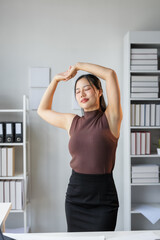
[74,74,107,114]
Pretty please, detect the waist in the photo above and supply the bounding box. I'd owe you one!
[71,170,113,183]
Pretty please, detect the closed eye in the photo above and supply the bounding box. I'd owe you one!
[85,88,91,91]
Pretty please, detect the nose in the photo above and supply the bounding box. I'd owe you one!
[81,89,86,98]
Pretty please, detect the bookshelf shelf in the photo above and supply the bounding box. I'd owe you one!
[10,209,24,213]
[131,154,160,158]
[130,98,160,101]
[0,143,23,146]
[0,95,30,233]
[123,31,160,231]
[130,70,160,74]
[0,109,23,113]
[131,126,160,129]
[131,183,160,186]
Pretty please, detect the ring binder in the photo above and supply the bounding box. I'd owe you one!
[5,123,14,143]
[0,123,5,143]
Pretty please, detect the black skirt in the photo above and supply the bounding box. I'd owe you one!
[65,170,119,232]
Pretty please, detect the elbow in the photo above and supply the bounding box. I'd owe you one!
[105,69,116,80]
[37,108,42,117]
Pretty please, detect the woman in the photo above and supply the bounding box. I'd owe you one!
[37,62,123,232]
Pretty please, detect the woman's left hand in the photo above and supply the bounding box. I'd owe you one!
[65,64,78,81]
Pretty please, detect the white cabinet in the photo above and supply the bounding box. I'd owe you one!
[0,95,30,233]
[123,31,160,230]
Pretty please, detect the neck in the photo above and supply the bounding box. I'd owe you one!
[83,108,102,118]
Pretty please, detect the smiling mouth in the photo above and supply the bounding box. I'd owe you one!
[81,98,89,103]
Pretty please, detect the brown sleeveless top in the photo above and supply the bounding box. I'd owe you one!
[68,109,119,174]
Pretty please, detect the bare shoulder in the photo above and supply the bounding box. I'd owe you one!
[104,107,122,139]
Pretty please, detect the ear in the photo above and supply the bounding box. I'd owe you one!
[99,89,103,97]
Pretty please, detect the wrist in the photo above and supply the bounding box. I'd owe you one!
[52,77,59,84]
[75,62,81,71]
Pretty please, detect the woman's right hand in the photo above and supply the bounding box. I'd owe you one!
[53,70,69,83]
[53,65,78,83]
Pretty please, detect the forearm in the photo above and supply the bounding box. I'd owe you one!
[76,62,114,80]
[37,78,58,113]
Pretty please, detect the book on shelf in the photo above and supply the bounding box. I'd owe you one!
[131,76,159,82]
[0,181,3,202]
[132,178,159,184]
[156,105,160,125]
[131,54,158,60]
[130,132,151,155]
[0,180,24,210]
[132,172,159,178]
[131,167,159,184]
[131,132,136,155]
[131,87,159,93]
[7,147,15,177]
[132,164,159,173]
[0,148,2,176]
[131,59,158,65]
[131,103,160,126]
[140,104,145,126]
[2,148,7,177]
[141,132,145,155]
[131,81,159,87]
[16,180,24,210]
[130,65,158,71]
[131,104,135,126]
[4,181,10,202]
[131,48,158,54]
[145,104,150,126]
[130,92,158,98]
[151,104,156,126]
[146,132,151,154]
[136,132,141,155]
[0,147,15,177]
[135,104,140,126]
[10,180,16,209]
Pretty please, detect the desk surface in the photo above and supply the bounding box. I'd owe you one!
[4,230,160,240]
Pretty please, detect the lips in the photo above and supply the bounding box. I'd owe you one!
[81,98,89,103]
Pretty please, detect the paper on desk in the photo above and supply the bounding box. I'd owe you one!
[132,204,160,224]
[107,231,159,240]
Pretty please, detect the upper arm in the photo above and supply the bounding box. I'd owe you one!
[37,109,76,132]
[105,70,123,119]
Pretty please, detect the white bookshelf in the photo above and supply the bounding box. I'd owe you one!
[123,31,160,230]
[0,95,30,233]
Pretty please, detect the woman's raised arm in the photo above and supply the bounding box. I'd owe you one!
[37,70,76,133]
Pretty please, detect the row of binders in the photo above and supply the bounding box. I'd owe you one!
[0,122,23,143]
[131,164,159,184]
[0,147,15,177]
[130,48,158,71]
[0,180,24,209]
[131,103,160,126]
[130,132,150,155]
[130,75,159,98]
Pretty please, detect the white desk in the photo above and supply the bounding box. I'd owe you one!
[4,230,160,240]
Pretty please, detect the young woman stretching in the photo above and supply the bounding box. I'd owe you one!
[37,62,123,232]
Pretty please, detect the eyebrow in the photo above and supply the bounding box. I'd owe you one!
[76,84,91,90]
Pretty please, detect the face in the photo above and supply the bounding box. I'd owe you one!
[75,77,102,112]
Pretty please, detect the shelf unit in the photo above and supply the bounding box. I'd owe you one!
[123,31,160,230]
[0,95,30,233]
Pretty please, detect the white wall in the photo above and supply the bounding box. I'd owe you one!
[0,0,160,233]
